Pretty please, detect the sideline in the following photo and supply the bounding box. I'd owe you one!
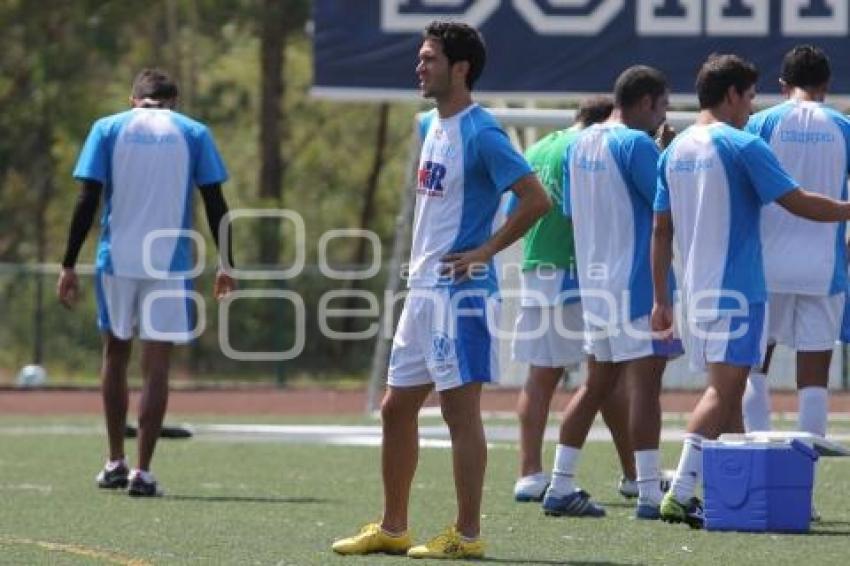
[0,535,152,566]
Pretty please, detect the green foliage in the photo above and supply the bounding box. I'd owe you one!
[0,1,427,380]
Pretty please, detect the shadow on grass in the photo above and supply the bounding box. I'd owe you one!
[478,559,640,565]
[807,528,850,537]
[166,494,328,504]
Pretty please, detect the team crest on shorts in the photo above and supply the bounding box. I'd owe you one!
[430,331,454,369]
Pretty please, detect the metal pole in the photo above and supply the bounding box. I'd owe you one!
[366,123,421,413]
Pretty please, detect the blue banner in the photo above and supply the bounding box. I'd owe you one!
[313,1,850,99]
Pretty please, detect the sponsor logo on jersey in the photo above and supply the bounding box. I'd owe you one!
[418,160,447,196]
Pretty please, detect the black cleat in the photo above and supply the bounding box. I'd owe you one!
[96,462,129,489]
[128,471,164,497]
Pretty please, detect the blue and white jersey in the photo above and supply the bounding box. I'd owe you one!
[655,123,797,320]
[409,104,532,291]
[563,123,660,324]
[747,100,850,296]
[73,108,228,279]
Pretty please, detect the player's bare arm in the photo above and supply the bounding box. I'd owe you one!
[650,210,675,338]
[777,188,850,222]
[440,173,550,281]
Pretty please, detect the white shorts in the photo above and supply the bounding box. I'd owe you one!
[388,288,500,392]
[584,315,683,363]
[768,292,845,351]
[686,303,768,372]
[95,271,197,343]
[511,302,584,368]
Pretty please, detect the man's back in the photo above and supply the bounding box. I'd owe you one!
[747,100,850,295]
[657,123,795,318]
[565,123,658,323]
[74,108,227,278]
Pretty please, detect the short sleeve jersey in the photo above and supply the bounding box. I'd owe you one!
[655,123,797,319]
[563,123,661,323]
[746,100,850,296]
[409,104,532,292]
[73,108,228,278]
[504,128,580,305]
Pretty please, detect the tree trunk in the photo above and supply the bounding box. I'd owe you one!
[258,0,287,265]
[340,103,391,344]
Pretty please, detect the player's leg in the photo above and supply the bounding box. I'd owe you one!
[797,350,831,435]
[97,332,132,488]
[624,355,667,516]
[334,291,431,556]
[743,345,774,431]
[543,355,618,517]
[439,382,486,538]
[600,377,636,485]
[793,293,842,522]
[662,362,748,527]
[512,302,564,498]
[381,384,433,532]
[516,365,563,499]
[130,277,192,496]
[94,272,135,489]
[406,290,493,560]
[136,340,172,473]
[794,293,842,437]
[743,302,780,432]
[514,300,586,500]
[662,305,767,528]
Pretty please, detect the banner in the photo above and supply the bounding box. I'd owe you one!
[313,1,850,100]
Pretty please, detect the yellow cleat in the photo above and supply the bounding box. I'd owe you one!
[331,523,412,555]
[407,526,484,560]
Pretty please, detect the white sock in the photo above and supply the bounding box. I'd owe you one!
[743,371,771,432]
[518,471,548,483]
[671,434,704,504]
[105,458,126,471]
[635,449,663,505]
[550,444,581,496]
[798,386,828,437]
[132,469,155,483]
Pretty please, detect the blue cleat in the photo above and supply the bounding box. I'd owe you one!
[542,488,606,517]
[635,502,661,520]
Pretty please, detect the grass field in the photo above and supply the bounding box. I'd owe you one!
[2,416,850,565]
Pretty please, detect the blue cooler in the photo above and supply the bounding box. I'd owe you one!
[703,438,818,533]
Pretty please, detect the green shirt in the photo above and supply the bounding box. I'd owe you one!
[507,128,578,271]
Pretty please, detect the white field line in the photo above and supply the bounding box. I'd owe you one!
[4,422,850,452]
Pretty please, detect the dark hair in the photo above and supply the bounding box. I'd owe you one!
[781,45,830,89]
[424,21,486,90]
[696,54,758,108]
[131,68,179,102]
[614,65,668,109]
[576,95,614,126]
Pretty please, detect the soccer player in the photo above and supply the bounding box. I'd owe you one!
[542,66,681,520]
[57,69,234,497]
[331,22,550,559]
[652,54,850,528]
[509,96,646,503]
[741,47,849,457]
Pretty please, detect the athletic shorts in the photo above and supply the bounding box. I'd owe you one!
[685,303,768,372]
[95,271,198,343]
[511,302,584,368]
[584,315,683,363]
[768,292,844,351]
[388,288,500,392]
